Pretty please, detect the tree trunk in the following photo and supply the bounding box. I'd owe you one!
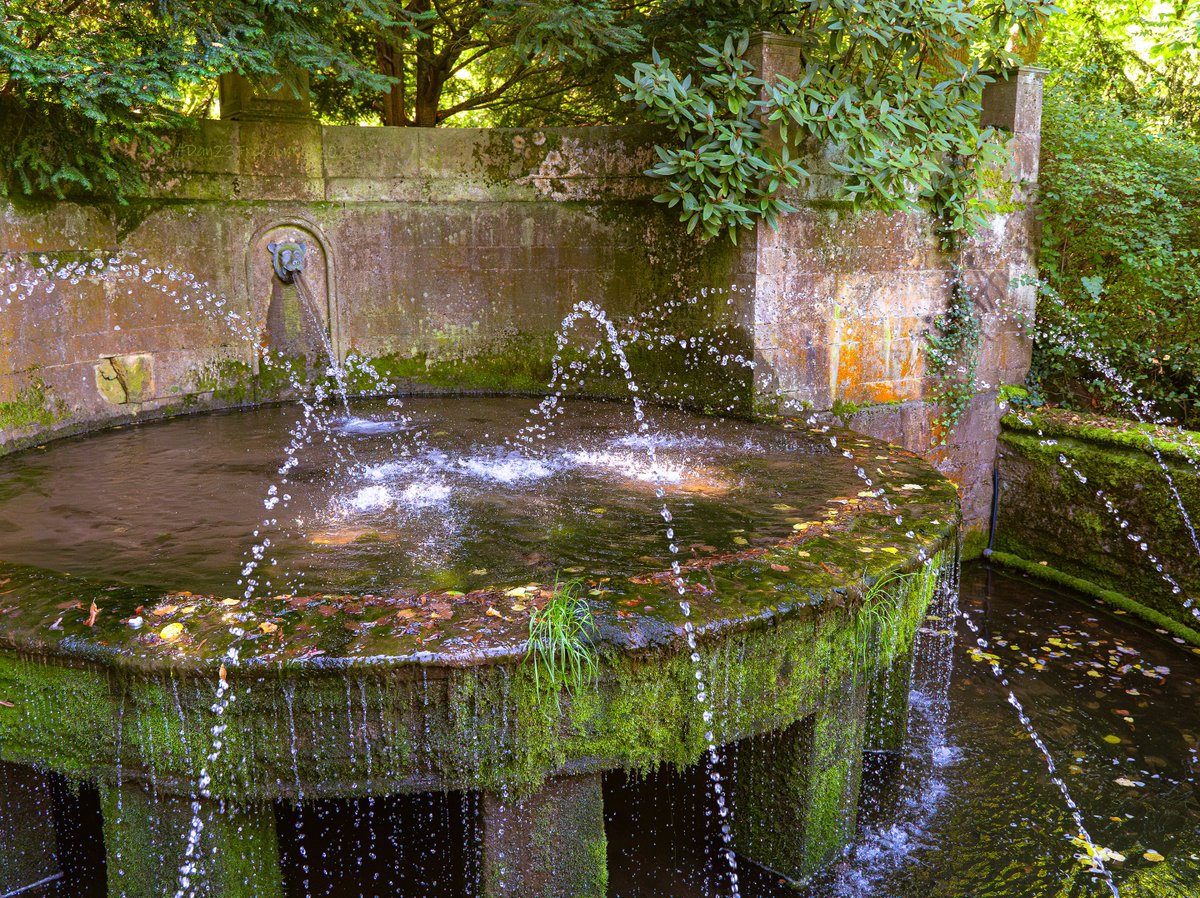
[377,38,407,126]
[413,42,445,126]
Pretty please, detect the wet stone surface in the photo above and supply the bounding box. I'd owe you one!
[0,397,957,670]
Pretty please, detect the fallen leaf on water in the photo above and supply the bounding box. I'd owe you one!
[152,605,178,616]
[85,602,100,627]
[0,700,13,708]
[732,536,749,546]
[220,598,240,607]
[259,622,278,634]
[1114,777,1141,788]
[486,607,502,618]
[1104,735,1122,744]
[771,563,790,572]
[1144,850,1165,863]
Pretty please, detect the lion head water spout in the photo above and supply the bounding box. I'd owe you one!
[268,240,308,285]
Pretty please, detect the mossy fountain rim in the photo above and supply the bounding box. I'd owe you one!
[0,399,960,895]
[0,401,960,679]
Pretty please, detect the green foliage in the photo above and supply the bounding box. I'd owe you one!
[926,270,982,443]
[622,0,1058,242]
[1,0,400,200]
[363,0,650,127]
[618,35,805,243]
[525,576,597,703]
[1030,78,1200,424]
[852,563,938,680]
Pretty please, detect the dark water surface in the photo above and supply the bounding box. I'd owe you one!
[605,564,1200,898]
[0,397,862,599]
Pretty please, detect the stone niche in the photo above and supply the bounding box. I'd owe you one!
[246,221,339,370]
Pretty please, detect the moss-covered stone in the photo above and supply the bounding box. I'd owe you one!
[100,783,283,898]
[0,376,66,432]
[997,410,1200,642]
[481,774,607,898]
[729,679,869,882]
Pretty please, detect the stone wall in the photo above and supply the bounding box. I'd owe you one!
[0,37,1044,530]
[994,410,1200,643]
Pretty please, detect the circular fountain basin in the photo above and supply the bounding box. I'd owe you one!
[0,397,957,892]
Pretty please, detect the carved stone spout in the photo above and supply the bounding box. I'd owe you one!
[267,240,307,284]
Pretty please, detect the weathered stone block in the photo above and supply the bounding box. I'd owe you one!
[101,783,283,898]
[480,775,607,898]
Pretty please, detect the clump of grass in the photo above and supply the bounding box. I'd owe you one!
[852,561,941,680]
[526,576,598,700]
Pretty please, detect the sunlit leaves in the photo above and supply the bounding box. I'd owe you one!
[1,0,403,200]
[625,0,1059,241]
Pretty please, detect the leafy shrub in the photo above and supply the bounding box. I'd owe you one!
[1031,84,1200,424]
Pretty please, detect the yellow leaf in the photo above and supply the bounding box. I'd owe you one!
[1144,850,1165,863]
[733,536,749,545]
[486,607,503,618]
[220,598,240,607]
[1104,735,1122,744]
[259,621,278,634]
[504,587,529,598]
[159,622,184,641]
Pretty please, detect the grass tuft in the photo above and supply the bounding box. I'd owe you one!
[526,575,598,702]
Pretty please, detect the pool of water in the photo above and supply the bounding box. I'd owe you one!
[0,397,863,600]
[606,563,1200,898]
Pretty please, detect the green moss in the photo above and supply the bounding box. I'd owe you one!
[101,784,283,898]
[0,549,952,803]
[0,377,66,431]
[997,414,1200,637]
[0,653,116,777]
[961,528,989,561]
[189,355,312,406]
[987,552,1200,646]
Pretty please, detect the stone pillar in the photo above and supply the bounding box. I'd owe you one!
[480,774,608,898]
[0,761,62,894]
[865,651,915,753]
[731,686,869,882]
[101,783,283,898]
[982,66,1049,186]
[218,70,312,122]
